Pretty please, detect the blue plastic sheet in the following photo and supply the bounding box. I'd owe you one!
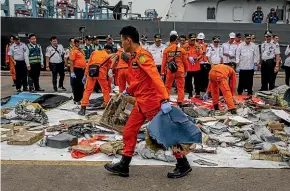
[1,93,41,109]
[147,106,202,148]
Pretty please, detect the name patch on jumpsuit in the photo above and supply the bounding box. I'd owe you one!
[168,51,181,57]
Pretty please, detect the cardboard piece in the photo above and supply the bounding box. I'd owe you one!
[7,130,44,145]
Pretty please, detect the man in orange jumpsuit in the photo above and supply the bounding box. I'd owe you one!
[6,35,16,86]
[182,33,203,98]
[78,45,114,115]
[69,38,87,104]
[104,26,192,179]
[203,64,237,114]
[112,48,130,93]
[161,34,188,107]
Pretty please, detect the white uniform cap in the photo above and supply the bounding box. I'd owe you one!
[197,33,205,40]
[170,30,178,37]
[229,32,236,38]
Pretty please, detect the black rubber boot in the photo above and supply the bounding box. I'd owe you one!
[12,80,16,87]
[78,106,86,116]
[35,88,45,92]
[188,92,193,99]
[104,156,132,177]
[214,104,219,110]
[167,156,192,179]
[29,89,36,93]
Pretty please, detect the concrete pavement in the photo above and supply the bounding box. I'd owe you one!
[1,163,290,191]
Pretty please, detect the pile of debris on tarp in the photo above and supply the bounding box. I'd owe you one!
[178,85,290,164]
[1,86,290,166]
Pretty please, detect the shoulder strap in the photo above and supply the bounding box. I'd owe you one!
[99,56,112,68]
[173,46,178,61]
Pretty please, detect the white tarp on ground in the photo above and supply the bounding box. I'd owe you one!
[1,93,289,168]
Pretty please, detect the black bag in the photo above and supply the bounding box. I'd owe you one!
[89,65,100,77]
[88,56,111,77]
[167,46,178,73]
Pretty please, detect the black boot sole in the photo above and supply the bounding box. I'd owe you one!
[167,167,192,179]
[104,164,129,177]
[78,111,86,116]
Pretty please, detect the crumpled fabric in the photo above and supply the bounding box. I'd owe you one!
[147,106,202,148]
[71,135,105,159]
[100,140,124,156]
[14,100,48,124]
[135,141,176,162]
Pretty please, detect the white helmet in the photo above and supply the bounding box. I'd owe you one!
[197,33,205,40]
[170,30,178,37]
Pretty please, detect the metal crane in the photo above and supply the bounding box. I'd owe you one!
[84,0,110,20]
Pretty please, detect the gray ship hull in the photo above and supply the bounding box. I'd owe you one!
[1,17,290,64]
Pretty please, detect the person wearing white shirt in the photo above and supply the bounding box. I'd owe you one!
[140,35,149,50]
[206,36,223,65]
[147,34,166,73]
[259,30,281,91]
[236,34,260,95]
[283,45,290,86]
[45,36,66,92]
[222,32,238,69]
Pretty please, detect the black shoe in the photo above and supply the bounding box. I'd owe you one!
[16,89,21,93]
[229,109,237,114]
[188,93,193,99]
[78,106,86,116]
[12,84,16,87]
[104,156,131,177]
[12,80,16,87]
[35,88,45,92]
[177,102,183,108]
[214,104,219,111]
[54,87,58,92]
[59,87,66,91]
[74,101,81,105]
[29,89,36,93]
[167,157,192,179]
[23,88,28,92]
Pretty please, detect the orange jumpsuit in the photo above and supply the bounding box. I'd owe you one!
[69,47,87,102]
[116,48,129,93]
[81,50,111,106]
[123,46,169,157]
[161,43,188,103]
[6,44,16,81]
[182,43,203,95]
[207,64,237,110]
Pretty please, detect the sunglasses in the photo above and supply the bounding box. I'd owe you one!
[213,41,219,43]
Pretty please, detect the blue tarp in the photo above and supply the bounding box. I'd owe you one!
[1,93,41,109]
[147,106,202,148]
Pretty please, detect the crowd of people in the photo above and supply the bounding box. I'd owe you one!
[4,25,290,178]
[5,29,290,107]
